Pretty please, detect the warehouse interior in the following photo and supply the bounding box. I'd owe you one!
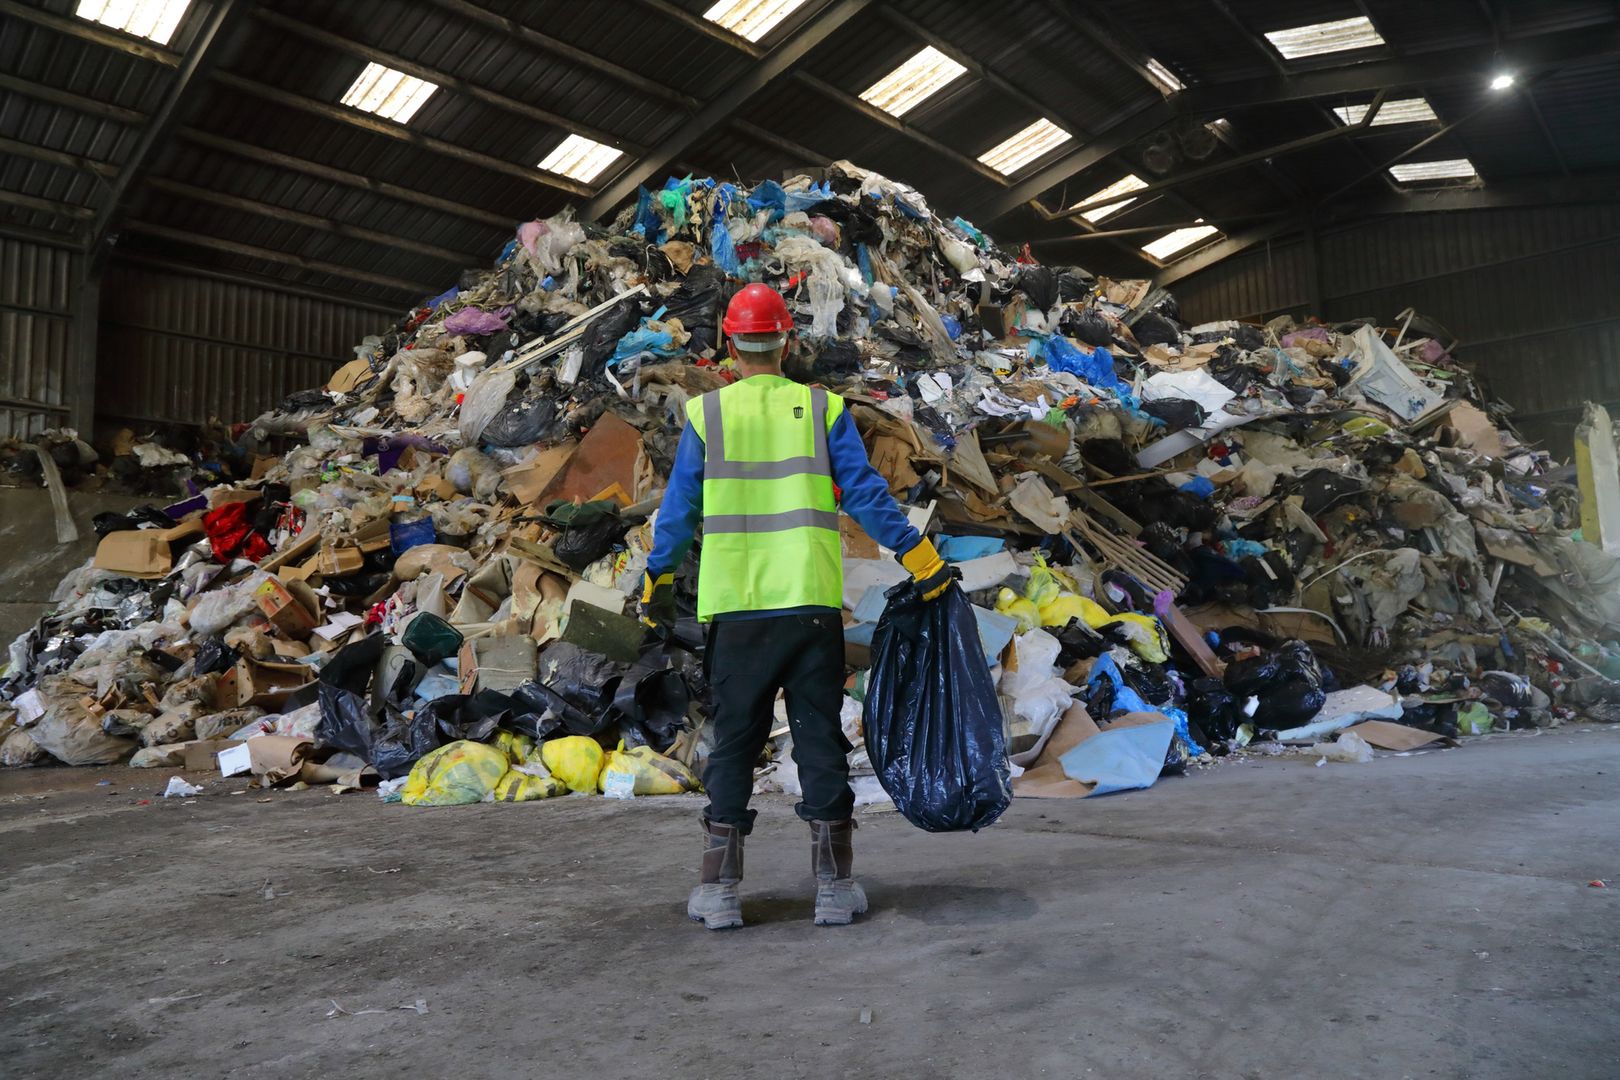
[3,3,1620,1078]
[4,0,1618,449]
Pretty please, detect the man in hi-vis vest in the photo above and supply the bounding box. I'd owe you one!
[640,283,950,930]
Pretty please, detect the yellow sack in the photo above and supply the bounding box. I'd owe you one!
[540,735,605,793]
[598,742,702,796]
[1103,612,1170,664]
[491,764,567,802]
[995,587,1040,634]
[401,740,508,806]
[494,730,535,764]
[1039,593,1112,629]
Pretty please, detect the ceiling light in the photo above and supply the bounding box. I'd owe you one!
[1332,97,1439,126]
[1073,174,1148,222]
[1490,72,1516,90]
[74,0,192,45]
[537,134,624,184]
[1142,222,1220,261]
[1144,57,1183,94]
[702,0,811,43]
[340,63,439,123]
[1389,158,1478,183]
[977,118,1073,176]
[859,46,968,117]
[1264,16,1385,60]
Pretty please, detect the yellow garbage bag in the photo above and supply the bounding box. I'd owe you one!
[491,763,567,802]
[494,730,535,764]
[995,587,1040,634]
[540,735,605,793]
[401,740,508,806]
[1342,416,1390,439]
[1038,592,1112,629]
[1102,612,1170,664]
[598,742,702,796]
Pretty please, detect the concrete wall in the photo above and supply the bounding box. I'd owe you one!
[0,487,148,649]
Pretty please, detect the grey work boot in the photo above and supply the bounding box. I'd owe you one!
[809,819,868,926]
[687,819,744,930]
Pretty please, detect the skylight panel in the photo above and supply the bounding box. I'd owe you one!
[978,119,1073,176]
[340,63,439,123]
[1389,158,1477,183]
[1332,97,1438,126]
[1142,222,1220,261]
[703,0,811,43]
[1144,57,1183,94]
[859,46,968,117]
[537,134,624,184]
[1264,16,1385,60]
[74,0,192,45]
[1072,174,1148,222]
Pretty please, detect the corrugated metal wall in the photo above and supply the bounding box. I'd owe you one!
[97,263,391,429]
[0,236,78,439]
[1172,205,1620,455]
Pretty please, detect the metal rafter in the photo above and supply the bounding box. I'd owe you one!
[143,178,484,267]
[0,72,145,123]
[424,0,700,110]
[633,0,764,57]
[88,0,249,269]
[0,190,94,221]
[582,0,877,221]
[123,221,436,296]
[250,8,649,157]
[0,0,180,65]
[0,136,119,179]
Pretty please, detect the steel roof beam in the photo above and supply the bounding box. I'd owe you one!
[0,136,119,179]
[144,177,485,267]
[88,0,249,270]
[111,253,406,315]
[250,8,649,158]
[122,221,436,296]
[583,0,876,221]
[0,72,145,123]
[174,130,517,232]
[424,0,700,110]
[633,0,764,57]
[0,189,94,221]
[210,72,592,198]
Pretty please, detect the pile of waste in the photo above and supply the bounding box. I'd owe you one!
[4,159,1620,805]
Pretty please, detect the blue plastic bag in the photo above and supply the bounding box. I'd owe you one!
[864,575,1012,832]
[1058,720,1176,796]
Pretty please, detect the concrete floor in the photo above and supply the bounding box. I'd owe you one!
[1,727,1616,1080]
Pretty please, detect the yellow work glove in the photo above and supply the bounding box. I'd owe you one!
[638,570,676,631]
[900,538,952,602]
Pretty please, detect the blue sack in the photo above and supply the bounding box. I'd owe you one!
[864,574,1012,831]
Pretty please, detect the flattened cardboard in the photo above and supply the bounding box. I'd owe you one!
[1011,703,1102,798]
[1342,720,1451,751]
[92,519,205,578]
[538,412,645,506]
[840,514,880,560]
[503,442,578,506]
[326,357,375,393]
[182,738,235,772]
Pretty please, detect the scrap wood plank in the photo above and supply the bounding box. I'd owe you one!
[1162,603,1226,678]
[1065,511,1186,596]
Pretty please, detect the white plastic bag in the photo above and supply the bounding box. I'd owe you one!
[457,367,516,445]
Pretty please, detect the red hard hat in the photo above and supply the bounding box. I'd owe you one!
[722,283,793,336]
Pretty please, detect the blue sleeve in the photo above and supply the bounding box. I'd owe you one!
[827,409,921,555]
[648,423,705,575]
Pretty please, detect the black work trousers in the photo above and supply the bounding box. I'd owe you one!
[703,610,852,833]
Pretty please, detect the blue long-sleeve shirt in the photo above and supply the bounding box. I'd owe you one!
[648,404,921,619]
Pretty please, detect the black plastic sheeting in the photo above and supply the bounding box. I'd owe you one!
[864,575,1010,832]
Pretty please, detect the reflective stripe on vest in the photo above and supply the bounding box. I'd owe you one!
[700,386,830,531]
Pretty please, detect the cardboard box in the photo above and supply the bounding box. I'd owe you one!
[318,544,366,576]
[92,518,205,578]
[183,738,236,773]
[215,657,314,710]
[254,577,318,641]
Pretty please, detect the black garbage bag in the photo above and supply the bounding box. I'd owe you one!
[1187,677,1240,741]
[1253,680,1327,727]
[1056,268,1094,303]
[1069,308,1114,347]
[1479,670,1534,708]
[663,265,725,353]
[481,384,564,447]
[1224,652,1283,696]
[1140,397,1206,432]
[1055,619,1107,665]
[864,576,1010,832]
[1016,266,1056,311]
[193,637,239,676]
[609,643,693,750]
[543,499,631,571]
[1232,323,1265,350]
[1275,639,1323,687]
[92,505,175,538]
[534,642,625,736]
[1132,311,1181,347]
[580,297,643,368]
